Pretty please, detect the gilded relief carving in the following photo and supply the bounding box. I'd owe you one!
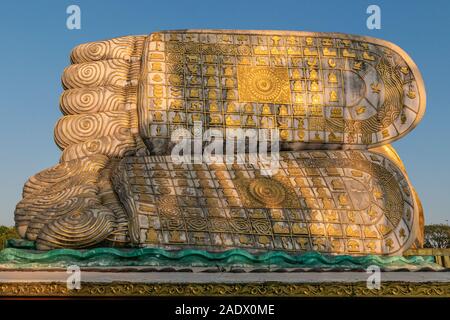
[114,150,417,255]
[13,30,425,255]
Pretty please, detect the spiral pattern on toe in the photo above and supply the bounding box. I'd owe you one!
[14,35,146,249]
[54,111,131,149]
[15,185,98,224]
[61,135,135,162]
[22,155,108,198]
[62,59,131,89]
[36,206,116,249]
[60,87,126,115]
[70,36,138,63]
[55,36,145,161]
[25,195,100,240]
[15,155,108,239]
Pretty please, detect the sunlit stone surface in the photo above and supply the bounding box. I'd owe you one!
[14,30,426,254]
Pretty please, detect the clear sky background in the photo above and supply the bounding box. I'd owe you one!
[0,0,448,226]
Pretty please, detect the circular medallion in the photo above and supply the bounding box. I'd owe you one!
[248,178,286,206]
[237,66,291,104]
[248,68,282,102]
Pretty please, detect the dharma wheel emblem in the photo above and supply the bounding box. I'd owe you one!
[237,66,291,104]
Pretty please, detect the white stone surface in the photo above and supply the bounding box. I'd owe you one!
[0,271,448,283]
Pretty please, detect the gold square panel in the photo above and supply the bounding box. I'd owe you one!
[237,66,291,104]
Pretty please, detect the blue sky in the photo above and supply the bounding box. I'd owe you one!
[0,0,448,225]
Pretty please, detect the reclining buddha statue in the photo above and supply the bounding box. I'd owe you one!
[14,30,426,255]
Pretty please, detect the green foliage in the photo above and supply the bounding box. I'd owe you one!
[424,224,450,248]
[0,226,19,250]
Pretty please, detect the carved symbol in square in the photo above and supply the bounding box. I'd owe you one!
[237,66,291,104]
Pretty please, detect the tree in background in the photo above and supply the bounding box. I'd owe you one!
[0,226,19,250]
[424,224,450,248]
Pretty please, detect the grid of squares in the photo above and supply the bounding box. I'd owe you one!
[123,150,414,254]
[144,31,419,147]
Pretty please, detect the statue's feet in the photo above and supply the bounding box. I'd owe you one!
[14,156,125,249]
[112,147,423,255]
[14,31,426,255]
[14,36,147,249]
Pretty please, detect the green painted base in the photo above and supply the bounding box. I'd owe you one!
[5,238,36,250]
[0,247,443,271]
